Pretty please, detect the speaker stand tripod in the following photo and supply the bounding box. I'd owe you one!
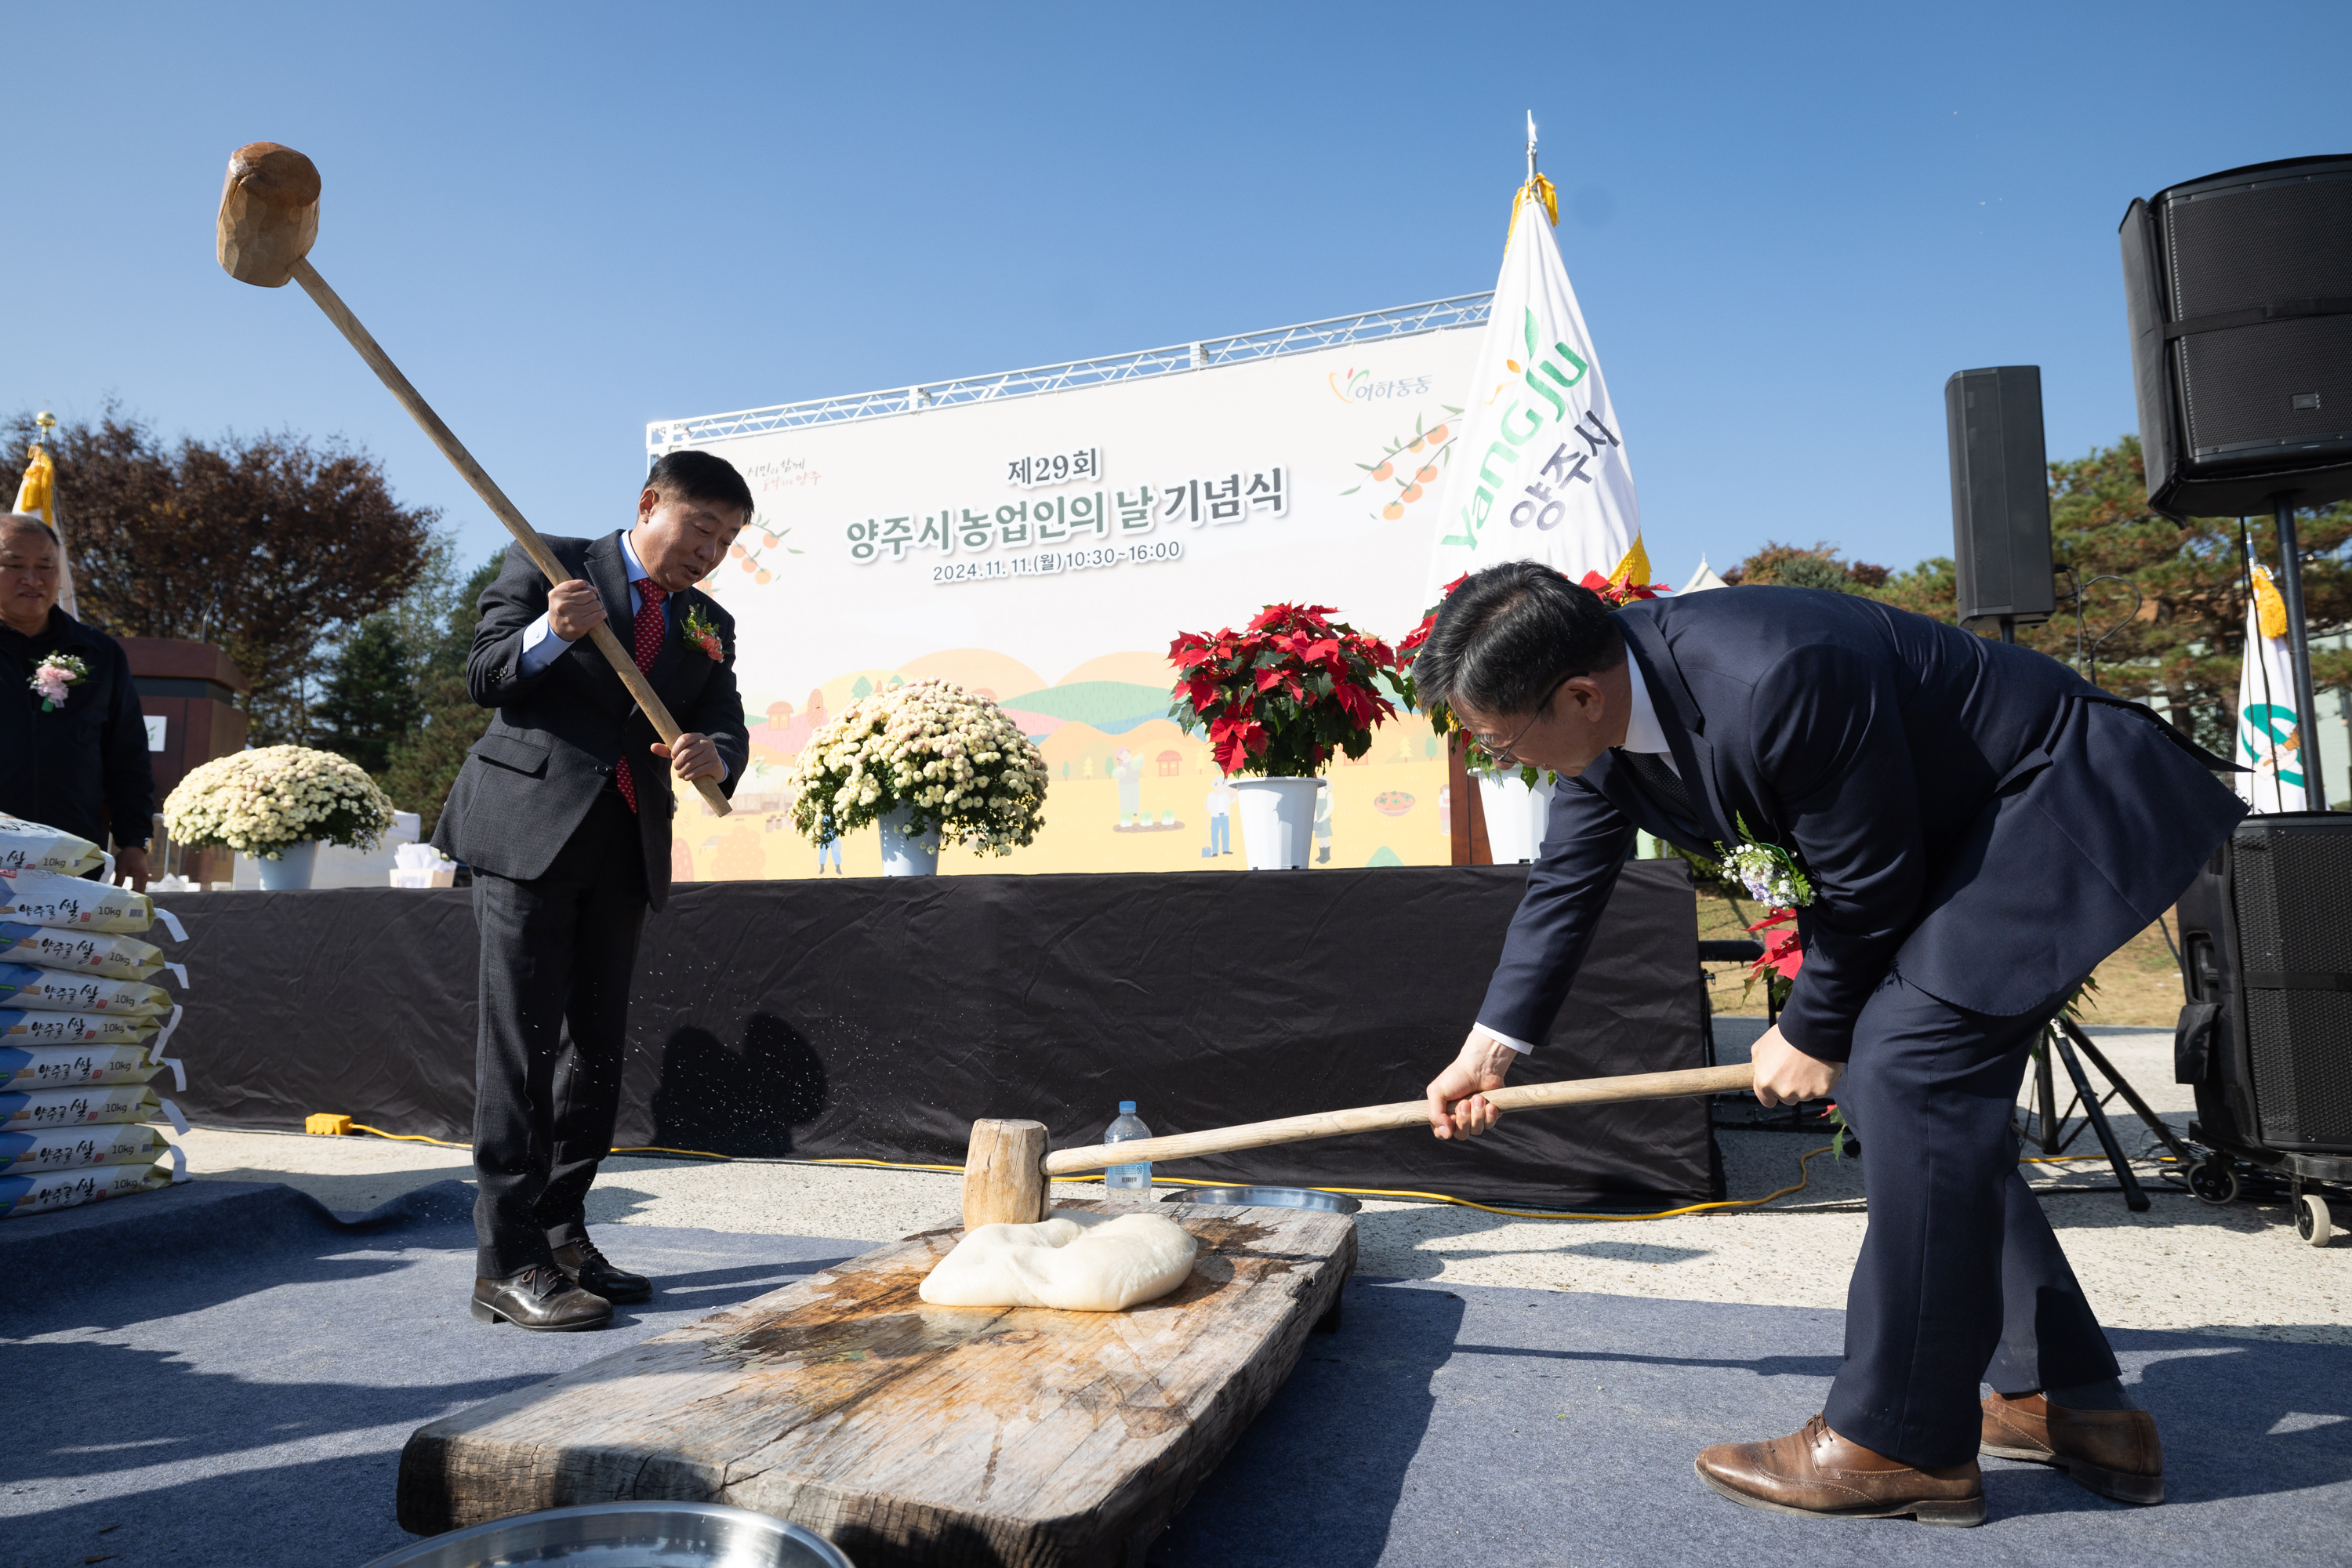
[2020,1017,2195,1213]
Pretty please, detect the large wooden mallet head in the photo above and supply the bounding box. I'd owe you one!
[962,1119,1050,1231]
[216,141,321,288]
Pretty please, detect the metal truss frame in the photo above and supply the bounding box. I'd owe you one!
[645,291,1493,454]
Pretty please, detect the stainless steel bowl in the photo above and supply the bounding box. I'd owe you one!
[359,1501,853,1568]
[1161,1184,1361,1215]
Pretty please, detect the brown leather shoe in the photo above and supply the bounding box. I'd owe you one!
[1696,1414,1985,1526]
[1980,1392,2163,1504]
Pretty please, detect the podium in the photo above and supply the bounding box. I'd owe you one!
[123,638,249,886]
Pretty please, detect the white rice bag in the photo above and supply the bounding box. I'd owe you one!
[0,1043,166,1092]
[0,1083,179,1131]
[0,1008,162,1047]
[0,815,107,877]
[0,963,169,1016]
[0,1122,167,1174]
[0,922,168,982]
[0,869,166,936]
[0,1159,176,1218]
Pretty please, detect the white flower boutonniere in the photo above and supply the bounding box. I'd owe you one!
[29,654,88,713]
[1716,813,1813,908]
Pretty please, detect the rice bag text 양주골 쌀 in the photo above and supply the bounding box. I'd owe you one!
[0,1008,162,1047]
[0,1160,175,1218]
[0,815,107,878]
[0,963,170,1016]
[0,1122,166,1174]
[0,1083,172,1131]
[0,923,168,982]
[1,1043,166,1093]
[0,869,169,936]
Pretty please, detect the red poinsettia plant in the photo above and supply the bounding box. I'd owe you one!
[1396,568,1669,782]
[1169,604,1400,776]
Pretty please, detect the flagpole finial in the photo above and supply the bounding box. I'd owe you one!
[1525,111,1538,184]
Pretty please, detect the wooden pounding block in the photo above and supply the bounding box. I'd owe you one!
[962,1116,1049,1229]
[397,1200,1356,1566]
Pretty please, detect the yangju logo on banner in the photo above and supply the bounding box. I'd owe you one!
[1440,309,1615,549]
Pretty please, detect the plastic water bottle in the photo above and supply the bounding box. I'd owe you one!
[1104,1101,1152,1197]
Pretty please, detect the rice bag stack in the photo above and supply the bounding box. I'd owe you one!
[0,815,192,1219]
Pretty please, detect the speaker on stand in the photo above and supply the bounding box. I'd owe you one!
[2122,154,2352,808]
[2175,815,2352,1244]
[1945,365,2057,644]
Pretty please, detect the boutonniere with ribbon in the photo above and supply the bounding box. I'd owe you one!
[679,603,725,662]
[28,654,88,712]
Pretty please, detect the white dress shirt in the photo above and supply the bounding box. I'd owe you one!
[1472,653,1672,1056]
[516,528,728,780]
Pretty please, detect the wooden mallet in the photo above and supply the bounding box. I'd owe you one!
[214,141,731,818]
[960,1061,1757,1229]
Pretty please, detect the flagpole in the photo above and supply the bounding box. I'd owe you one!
[1526,111,1538,187]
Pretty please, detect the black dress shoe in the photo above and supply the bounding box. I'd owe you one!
[470,1265,613,1331]
[552,1238,652,1303]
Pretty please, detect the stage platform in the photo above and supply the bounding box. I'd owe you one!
[5,1178,2346,1567]
[160,862,1715,1211]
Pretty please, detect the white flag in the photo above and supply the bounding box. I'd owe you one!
[1425,176,1646,603]
[2235,561,2307,813]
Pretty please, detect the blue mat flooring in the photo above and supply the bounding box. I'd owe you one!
[2,1178,2347,1567]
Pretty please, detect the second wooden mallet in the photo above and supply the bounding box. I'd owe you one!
[214,141,731,818]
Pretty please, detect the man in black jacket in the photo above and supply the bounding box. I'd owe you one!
[0,514,154,887]
[1414,563,2244,1525]
[433,451,751,1331]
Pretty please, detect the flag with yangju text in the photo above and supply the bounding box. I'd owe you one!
[1424,176,1646,603]
[2236,561,2306,813]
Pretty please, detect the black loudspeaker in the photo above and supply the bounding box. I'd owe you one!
[1944,365,2056,629]
[2175,815,2352,1160]
[2120,155,2352,520]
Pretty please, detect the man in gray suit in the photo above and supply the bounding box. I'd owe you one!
[434,450,753,1331]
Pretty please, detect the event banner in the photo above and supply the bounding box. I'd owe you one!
[668,324,1484,880]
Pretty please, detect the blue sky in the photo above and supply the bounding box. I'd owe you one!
[11,2,2350,589]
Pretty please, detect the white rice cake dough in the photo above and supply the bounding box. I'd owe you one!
[919,1210,1199,1312]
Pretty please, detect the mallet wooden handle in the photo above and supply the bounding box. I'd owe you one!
[289,257,731,818]
[1040,1062,1756,1177]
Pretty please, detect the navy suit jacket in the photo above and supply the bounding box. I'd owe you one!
[430,533,748,910]
[1479,588,2247,1062]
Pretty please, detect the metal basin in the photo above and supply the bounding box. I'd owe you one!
[1162,1184,1361,1215]
[359,1501,853,1568]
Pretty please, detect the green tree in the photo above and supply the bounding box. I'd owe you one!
[312,615,423,773]
[379,554,505,836]
[1867,436,2352,756]
[1723,541,1890,591]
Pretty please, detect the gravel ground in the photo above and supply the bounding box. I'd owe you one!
[151,1026,2345,1346]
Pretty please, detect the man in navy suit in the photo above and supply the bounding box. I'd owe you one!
[1412,562,2244,1526]
[434,450,751,1331]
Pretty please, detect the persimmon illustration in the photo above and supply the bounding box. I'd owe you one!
[1401,484,1424,503]
[1426,423,1449,442]
[1382,502,1406,520]
[1371,460,1394,481]
[1407,437,1425,452]
[1417,464,1439,483]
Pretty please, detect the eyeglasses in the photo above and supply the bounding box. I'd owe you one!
[1470,677,1572,767]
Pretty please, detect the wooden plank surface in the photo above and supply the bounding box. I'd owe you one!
[397,1202,1357,1567]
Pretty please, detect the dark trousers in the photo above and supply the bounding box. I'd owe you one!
[470,789,648,1277]
[1822,970,2121,1467]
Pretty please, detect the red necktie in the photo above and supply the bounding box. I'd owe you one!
[614,579,668,814]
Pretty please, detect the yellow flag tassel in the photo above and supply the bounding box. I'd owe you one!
[1506,172,1559,247]
[2252,563,2290,641]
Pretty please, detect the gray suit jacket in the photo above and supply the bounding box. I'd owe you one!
[431,533,748,909]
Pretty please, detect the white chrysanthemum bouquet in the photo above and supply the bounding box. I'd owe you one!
[786,680,1049,856]
[162,745,397,860]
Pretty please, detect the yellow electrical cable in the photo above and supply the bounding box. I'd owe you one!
[348,1124,466,1147]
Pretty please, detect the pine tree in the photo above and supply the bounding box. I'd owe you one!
[379,555,505,836]
[312,616,423,773]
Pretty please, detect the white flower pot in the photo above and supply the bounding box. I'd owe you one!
[877,805,941,877]
[1231,778,1321,869]
[1476,772,1555,865]
[256,840,319,891]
